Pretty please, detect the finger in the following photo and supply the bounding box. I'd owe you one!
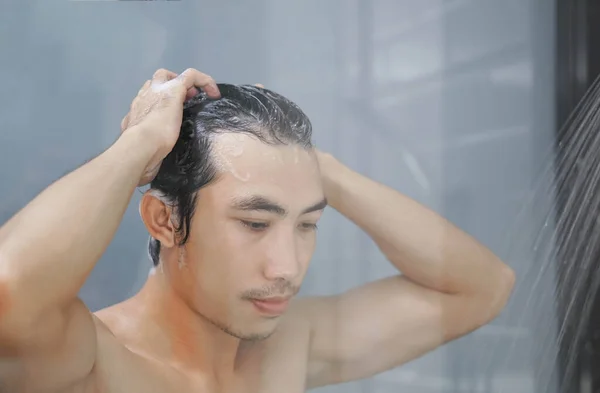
[185,87,199,101]
[137,80,151,95]
[121,113,130,131]
[152,68,178,83]
[175,68,220,98]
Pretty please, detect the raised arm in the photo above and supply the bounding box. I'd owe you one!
[0,68,219,392]
[301,151,515,388]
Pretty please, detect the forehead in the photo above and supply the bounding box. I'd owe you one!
[207,133,322,205]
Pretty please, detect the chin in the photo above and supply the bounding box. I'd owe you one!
[224,325,276,342]
[206,315,277,342]
[232,318,282,342]
[239,331,275,342]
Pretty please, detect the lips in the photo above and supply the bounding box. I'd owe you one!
[250,297,291,316]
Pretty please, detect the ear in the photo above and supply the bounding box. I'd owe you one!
[140,191,176,248]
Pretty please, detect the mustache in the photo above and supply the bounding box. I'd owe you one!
[240,279,300,300]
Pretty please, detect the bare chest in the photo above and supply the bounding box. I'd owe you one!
[91,352,310,393]
[88,329,311,393]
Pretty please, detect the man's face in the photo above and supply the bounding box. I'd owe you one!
[175,133,325,341]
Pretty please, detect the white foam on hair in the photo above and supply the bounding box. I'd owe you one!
[146,188,168,202]
[211,134,251,182]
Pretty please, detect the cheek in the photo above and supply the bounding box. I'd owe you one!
[296,233,317,269]
[188,216,244,261]
[187,228,252,288]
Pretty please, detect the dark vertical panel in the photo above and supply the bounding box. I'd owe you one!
[554,0,600,391]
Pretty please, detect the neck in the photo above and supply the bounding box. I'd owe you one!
[133,266,245,378]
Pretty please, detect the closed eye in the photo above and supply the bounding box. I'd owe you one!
[300,223,318,231]
[240,220,269,231]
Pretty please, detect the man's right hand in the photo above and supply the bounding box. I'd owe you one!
[120,68,221,186]
[0,67,221,393]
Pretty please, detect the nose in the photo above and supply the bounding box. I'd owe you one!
[262,230,300,282]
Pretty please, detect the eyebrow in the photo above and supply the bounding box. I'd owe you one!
[230,195,328,216]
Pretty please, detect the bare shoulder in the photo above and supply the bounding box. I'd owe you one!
[78,307,190,393]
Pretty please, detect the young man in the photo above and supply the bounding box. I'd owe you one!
[0,68,515,393]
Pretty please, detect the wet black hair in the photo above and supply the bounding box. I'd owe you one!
[147,84,313,266]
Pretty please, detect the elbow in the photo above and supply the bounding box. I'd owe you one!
[479,263,516,323]
[500,264,516,292]
[444,263,515,341]
[495,263,516,302]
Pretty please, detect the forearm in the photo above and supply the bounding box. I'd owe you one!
[0,129,155,323]
[318,152,514,297]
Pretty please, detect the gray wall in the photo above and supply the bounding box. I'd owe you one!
[0,1,557,392]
